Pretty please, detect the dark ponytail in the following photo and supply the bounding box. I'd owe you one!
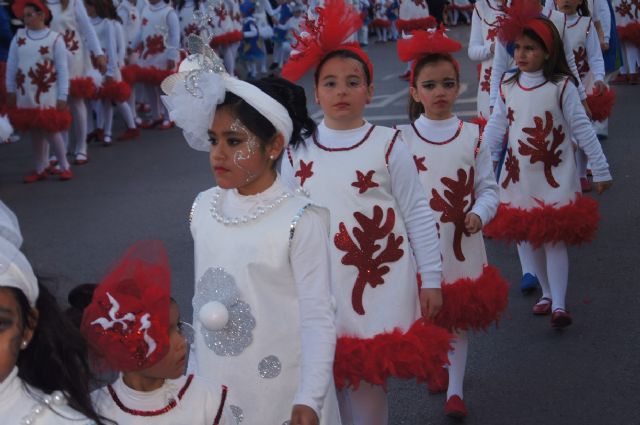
[12,282,112,425]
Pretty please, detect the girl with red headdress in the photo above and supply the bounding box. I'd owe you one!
[6,0,74,182]
[482,16,613,329]
[280,1,451,423]
[83,241,233,424]
[612,0,640,82]
[395,27,509,419]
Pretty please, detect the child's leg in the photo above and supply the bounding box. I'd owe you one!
[103,100,114,142]
[516,242,539,280]
[544,242,569,311]
[145,84,161,121]
[390,21,398,40]
[280,42,292,67]
[94,100,104,130]
[338,383,388,425]
[69,96,88,156]
[382,28,388,42]
[30,130,48,173]
[521,242,552,299]
[117,101,136,129]
[446,330,469,400]
[452,9,459,25]
[47,131,71,170]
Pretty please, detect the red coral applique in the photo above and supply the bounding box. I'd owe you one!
[142,17,149,26]
[63,29,79,53]
[334,206,404,315]
[131,14,137,21]
[414,155,427,173]
[39,45,49,55]
[517,111,564,188]
[430,168,475,262]
[16,69,26,95]
[487,27,499,42]
[574,47,590,80]
[501,147,520,189]
[215,6,228,21]
[506,107,515,126]
[352,170,379,194]
[616,0,633,18]
[143,34,166,59]
[295,160,314,186]
[183,23,200,37]
[17,37,26,46]
[411,0,428,9]
[480,66,492,93]
[28,60,56,104]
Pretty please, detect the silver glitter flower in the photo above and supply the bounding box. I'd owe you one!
[193,268,256,356]
[230,405,244,423]
[258,355,282,379]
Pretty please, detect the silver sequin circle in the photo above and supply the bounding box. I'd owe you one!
[258,355,282,379]
[193,268,256,356]
[282,421,291,425]
[230,405,244,423]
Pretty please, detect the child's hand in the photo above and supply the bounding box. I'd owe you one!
[594,179,613,194]
[419,288,443,320]
[601,41,609,51]
[95,55,107,74]
[581,100,593,120]
[464,212,483,234]
[290,405,319,425]
[593,80,607,95]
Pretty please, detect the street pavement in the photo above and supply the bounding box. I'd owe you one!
[1,25,639,425]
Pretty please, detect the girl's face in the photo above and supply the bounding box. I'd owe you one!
[0,288,35,383]
[410,60,459,121]
[558,0,581,14]
[22,6,45,30]
[84,1,97,17]
[208,108,282,195]
[514,35,548,73]
[314,57,373,130]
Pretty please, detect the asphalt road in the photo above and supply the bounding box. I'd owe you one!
[1,25,639,425]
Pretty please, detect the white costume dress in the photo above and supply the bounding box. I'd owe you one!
[564,14,605,91]
[612,0,640,73]
[398,0,434,33]
[190,178,341,425]
[0,368,94,425]
[92,374,233,424]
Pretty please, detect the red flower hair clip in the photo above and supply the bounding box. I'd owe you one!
[81,241,171,372]
[496,0,554,53]
[12,0,51,21]
[281,0,371,82]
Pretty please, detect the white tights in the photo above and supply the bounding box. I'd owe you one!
[446,330,469,400]
[31,130,69,172]
[143,84,168,121]
[338,383,388,425]
[69,96,88,156]
[519,241,569,310]
[516,242,537,277]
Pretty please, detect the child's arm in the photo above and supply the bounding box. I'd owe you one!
[74,0,106,71]
[5,36,19,106]
[488,43,508,111]
[103,20,118,78]
[594,0,611,47]
[468,139,499,233]
[290,206,336,422]
[585,20,606,90]
[387,135,443,317]
[467,7,494,62]
[482,84,509,164]
[166,10,180,70]
[53,34,70,105]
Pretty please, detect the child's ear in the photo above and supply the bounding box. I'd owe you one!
[409,86,421,103]
[366,84,374,104]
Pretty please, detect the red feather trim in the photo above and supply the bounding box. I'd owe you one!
[334,319,452,390]
[97,80,132,103]
[121,65,141,85]
[396,17,437,33]
[282,0,364,82]
[496,0,541,45]
[135,66,176,86]
[586,86,615,122]
[8,107,71,132]
[483,194,599,248]
[397,26,462,62]
[69,77,97,99]
[370,18,391,28]
[210,30,244,47]
[617,22,640,48]
[434,265,510,331]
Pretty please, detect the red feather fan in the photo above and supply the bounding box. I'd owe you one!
[586,86,615,122]
[281,0,364,82]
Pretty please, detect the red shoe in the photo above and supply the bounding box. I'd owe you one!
[532,297,552,315]
[444,395,468,419]
[139,118,164,129]
[551,308,572,329]
[580,177,592,193]
[86,128,104,143]
[59,168,73,181]
[610,74,629,85]
[74,153,89,165]
[116,128,140,141]
[398,70,410,81]
[46,164,61,175]
[157,120,174,130]
[428,368,449,394]
[586,168,592,177]
[23,170,48,183]
[48,158,58,167]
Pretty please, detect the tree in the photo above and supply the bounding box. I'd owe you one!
[28,60,56,104]
[335,206,404,315]
[517,111,564,188]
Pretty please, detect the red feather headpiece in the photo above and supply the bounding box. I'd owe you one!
[496,0,554,53]
[12,0,51,21]
[396,26,462,84]
[281,0,370,82]
[81,241,172,372]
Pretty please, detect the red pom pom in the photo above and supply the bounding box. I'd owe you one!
[617,22,640,48]
[434,265,510,331]
[97,80,132,103]
[121,65,141,85]
[69,77,97,99]
[334,319,452,390]
[8,107,71,132]
[396,16,437,33]
[483,194,600,248]
[135,66,176,86]
[586,86,615,122]
[396,26,462,63]
[210,30,244,47]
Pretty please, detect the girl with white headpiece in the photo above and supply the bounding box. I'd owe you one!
[0,201,109,424]
[161,37,341,425]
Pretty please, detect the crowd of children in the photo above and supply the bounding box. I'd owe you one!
[0,0,623,422]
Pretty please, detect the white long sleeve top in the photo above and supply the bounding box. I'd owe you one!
[568,13,606,81]
[90,17,116,76]
[413,115,499,226]
[218,177,336,416]
[468,8,494,62]
[6,28,69,100]
[281,121,443,289]
[489,12,587,107]
[483,70,612,182]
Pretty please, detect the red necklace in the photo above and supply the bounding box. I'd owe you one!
[108,374,194,417]
[411,119,463,145]
[312,125,376,152]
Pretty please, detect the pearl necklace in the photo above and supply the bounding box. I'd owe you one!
[21,392,66,425]
[210,190,294,226]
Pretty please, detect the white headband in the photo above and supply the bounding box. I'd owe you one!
[161,51,293,152]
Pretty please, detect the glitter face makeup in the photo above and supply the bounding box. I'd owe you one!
[230,118,260,182]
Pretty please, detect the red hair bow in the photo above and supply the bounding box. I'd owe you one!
[12,0,51,21]
[396,26,462,63]
[281,0,370,82]
[81,241,172,373]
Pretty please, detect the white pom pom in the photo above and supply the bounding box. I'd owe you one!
[198,301,229,331]
[0,115,13,143]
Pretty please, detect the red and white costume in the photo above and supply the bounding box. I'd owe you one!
[397,0,436,33]
[177,0,204,43]
[612,0,640,74]
[209,0,243,75]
